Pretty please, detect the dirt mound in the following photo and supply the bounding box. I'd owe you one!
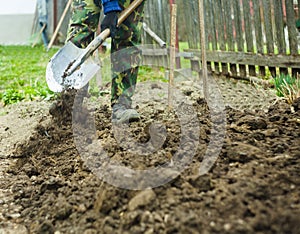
[2,88,300,233]
[0,101,51,157]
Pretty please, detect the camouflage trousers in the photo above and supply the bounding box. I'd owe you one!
[67,0,145,107]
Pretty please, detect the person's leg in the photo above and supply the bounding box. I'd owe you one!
[67,0,101,48]
[66,0,101,102]
[111,0,145,109]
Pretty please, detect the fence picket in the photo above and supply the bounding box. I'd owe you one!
[243,0,256,76]
[207,0,219,72]
[285,0,300,76]
[274,0,288,75]
[262,0,276,77]
[227,0,238,76]
[215,0,228,75]
[233,0,247,77]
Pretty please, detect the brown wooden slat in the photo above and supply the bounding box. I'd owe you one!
[215,0,228,75]
[184,0,194,48]
[242,0,256,76]
[253,0,266,77]
[183,0,201,72]
[185,49,300,68]
[285,0,300,77]
[226,0,237,76]
[184,1,198,49]
[274,0,288,75]
[262,0,276,77]
[286,0,298,54]
[204,0,213,72]
[233,0,247,77]
[208,0,220,73]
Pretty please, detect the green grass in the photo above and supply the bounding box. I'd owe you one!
[0,45,172,106]
[138,66,166,82]
[178,42,191,69]
[273,73,300,103]
[0,45,58,105]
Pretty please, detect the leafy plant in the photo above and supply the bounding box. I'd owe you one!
[273,74,300,104]
[2,89,25,105]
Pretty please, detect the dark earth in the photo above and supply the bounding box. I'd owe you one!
[0,76,299,234]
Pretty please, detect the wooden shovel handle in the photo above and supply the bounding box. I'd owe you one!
[86,0,144,53]
[118,0,144,25]
[67,0,144,76]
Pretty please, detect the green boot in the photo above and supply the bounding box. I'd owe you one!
[112,104,140,124]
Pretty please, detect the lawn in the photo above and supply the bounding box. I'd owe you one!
[0,45,58,105]
[0,45,167,106]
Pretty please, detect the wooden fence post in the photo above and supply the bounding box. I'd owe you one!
[168,4,177,108]
[199,0,208,99]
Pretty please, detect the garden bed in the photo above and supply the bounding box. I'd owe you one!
[0,76,299,233]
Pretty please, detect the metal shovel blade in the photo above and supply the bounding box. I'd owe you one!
[46,41,100,92]
[46,0,144,93]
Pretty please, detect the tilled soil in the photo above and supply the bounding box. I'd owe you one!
[0,78,300,234]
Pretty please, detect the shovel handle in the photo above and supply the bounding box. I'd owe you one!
[66,0,144,76]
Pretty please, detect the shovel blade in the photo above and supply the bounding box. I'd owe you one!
[46,41,100,92]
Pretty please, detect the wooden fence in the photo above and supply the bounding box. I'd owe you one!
[143,0,300,78]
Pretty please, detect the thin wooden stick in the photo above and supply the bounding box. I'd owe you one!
[168,4,177,108]
[32,23,47,48]
[198,0,208,99]
[47,0,72,51]
[142,23,166,48]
